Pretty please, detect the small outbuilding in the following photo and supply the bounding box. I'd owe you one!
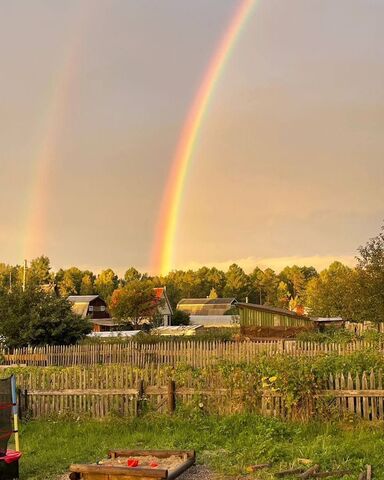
[237,302,314,338]
[312,317,345,331]
[189,315,239,328]
[152,325,203,336]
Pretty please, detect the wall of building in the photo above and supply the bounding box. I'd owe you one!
[239,307,314,338]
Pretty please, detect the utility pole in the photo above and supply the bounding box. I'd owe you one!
[22,259,27,292]
[9,270,12,293]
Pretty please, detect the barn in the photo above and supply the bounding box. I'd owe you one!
[237,302,314,338]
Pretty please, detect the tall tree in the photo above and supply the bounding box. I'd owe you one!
[28,255,52,286]
[354,226,384,322]
[94,269,118,303]
[56,267,84,297]
[110,280,162,329]
[279,265,306,300]
[259,268,280,306]
[223,264,250,301]
[305,261,355,318]
[80,272,95,295]
[0,287,91,347]
[124,267,142,284]
[249,267,265,304]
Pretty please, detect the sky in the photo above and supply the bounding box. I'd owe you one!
[0,0,383,275]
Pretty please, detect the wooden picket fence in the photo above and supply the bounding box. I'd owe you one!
[11,365,384,421]
[345,321,384,335]
[2,339,384,367]
[262,370,384,421]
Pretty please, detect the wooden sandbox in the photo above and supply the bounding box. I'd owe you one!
[69,449,195,480]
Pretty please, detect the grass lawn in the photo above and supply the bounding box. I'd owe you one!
[19,413,384,479]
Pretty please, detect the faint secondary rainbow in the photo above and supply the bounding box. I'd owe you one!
[22,49,80,260]
[151,0,257,276]
[22,5,92,261]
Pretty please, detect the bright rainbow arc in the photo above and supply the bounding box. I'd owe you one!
[151,0,257,276]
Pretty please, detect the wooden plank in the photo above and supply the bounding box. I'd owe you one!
[70,464,168,478]
[316,390,384,397]
[26,389,139,396]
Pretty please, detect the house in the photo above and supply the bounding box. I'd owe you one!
[177,298,237,316]
[67,295,111,333]
[67,295,110,319]
[237,302,314,338]
[154,287,173,326]
[69,288,172,333]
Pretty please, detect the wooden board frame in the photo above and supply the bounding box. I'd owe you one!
[69,449,195,480]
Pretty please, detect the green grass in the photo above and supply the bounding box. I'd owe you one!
[19,413,384,479]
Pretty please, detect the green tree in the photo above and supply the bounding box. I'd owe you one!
[28,255,52,286]
[277,281,290,308]
[0,263,21,294]
[172,309,190,326]
[124,267,142,284]
[305,261,354,318]
[223,264,250,300]
[80,272,95,295]
[249,267,265,304]
[110,280,162,329]
[94,269,118,303]
[56,267,84,297]
[0,287,91,347]
[259,268,279,306]
[279,265,306,300]
[354,226,384,322]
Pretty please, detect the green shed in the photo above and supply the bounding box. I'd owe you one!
[237,302,314,338]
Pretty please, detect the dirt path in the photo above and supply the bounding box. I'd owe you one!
[57,465,218,480]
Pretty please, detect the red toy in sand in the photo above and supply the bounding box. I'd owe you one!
[127,459,139,467]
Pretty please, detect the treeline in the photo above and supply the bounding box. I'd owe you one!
[1,225,384,322]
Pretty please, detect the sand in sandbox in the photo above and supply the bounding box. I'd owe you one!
[99,454,185,471]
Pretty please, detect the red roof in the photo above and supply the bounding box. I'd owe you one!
[153,287,164,300]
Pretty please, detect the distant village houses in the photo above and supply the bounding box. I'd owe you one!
[68,287,173,334]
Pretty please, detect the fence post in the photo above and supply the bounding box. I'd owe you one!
[137,379,145,416]
[167,380,176,414]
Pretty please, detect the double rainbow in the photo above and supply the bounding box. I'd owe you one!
[151,0,256,276]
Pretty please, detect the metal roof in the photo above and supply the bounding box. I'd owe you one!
[178,298,236,306]
[91,318,117,327]
[88,330,142,338]
[237,302,311,321]
[67,295,100,303]
[312,317,344,322]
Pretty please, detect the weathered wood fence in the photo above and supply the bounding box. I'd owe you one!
[345,321,384,335]
[2,339,384,367]
[11,366,384,421]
